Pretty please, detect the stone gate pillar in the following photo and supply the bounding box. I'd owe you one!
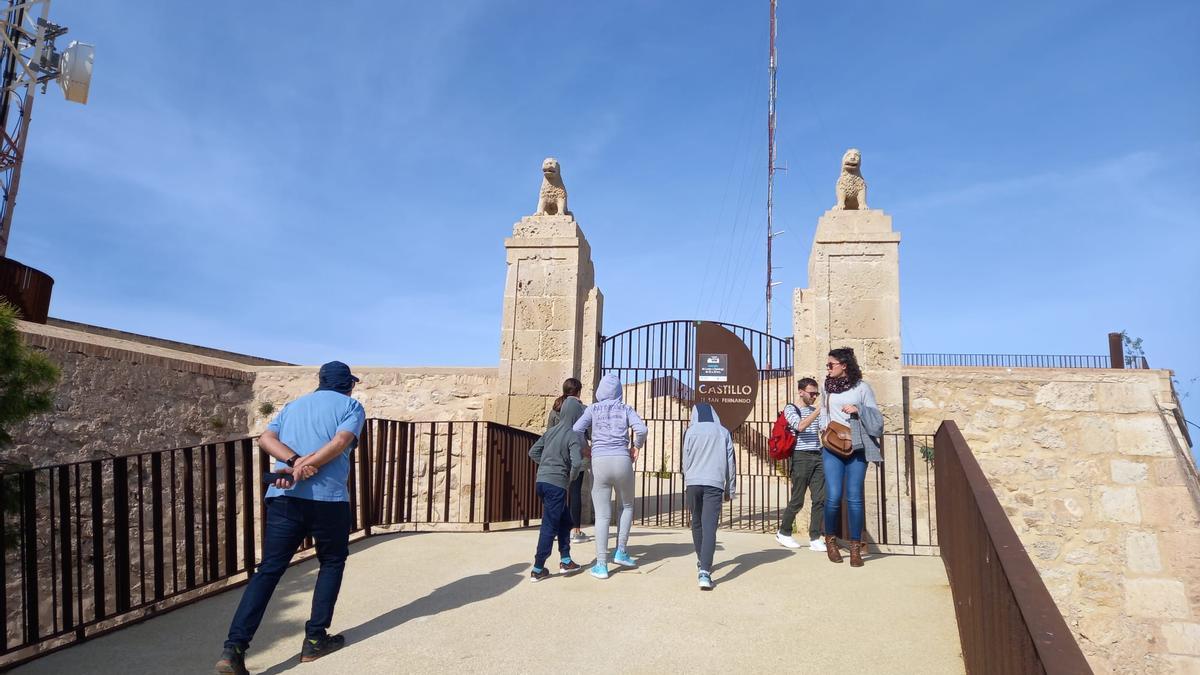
[793,207,903,431]
[488,214,603,429]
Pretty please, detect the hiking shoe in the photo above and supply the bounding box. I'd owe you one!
[300,634,345,663]
[776,531,802,549]
[559,559,581,573]
[571,531,588,543]
[809,537,827,552]
[612,550,637,568]
[590,562,609,579]
[698,572,714,591]
[215,646,248,675]
[530,567,550,583]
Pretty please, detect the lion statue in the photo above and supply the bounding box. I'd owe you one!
[834,148,868,210]
[534,157,571,217]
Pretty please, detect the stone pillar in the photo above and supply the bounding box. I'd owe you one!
[793,209,902,431]
[488,215,603,429]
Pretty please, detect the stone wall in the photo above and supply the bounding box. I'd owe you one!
[905,366,1200,673]
[12,321,256,466]
[250,366,498,433]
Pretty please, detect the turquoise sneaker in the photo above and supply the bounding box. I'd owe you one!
[590,562,609,579]
[698,572,714,591]
[613,550,637,568]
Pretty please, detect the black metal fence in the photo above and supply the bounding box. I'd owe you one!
[0,419,540,667]
[903,353,1148,369]
[935,421,1091,674]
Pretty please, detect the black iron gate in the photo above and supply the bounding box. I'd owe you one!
[599,320,793,531]
[599,320,938,552]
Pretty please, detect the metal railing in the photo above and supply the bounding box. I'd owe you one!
[934,421,1091,674]
[904,353,1148,369]
[0,419,540,667]
[629,432,938,553]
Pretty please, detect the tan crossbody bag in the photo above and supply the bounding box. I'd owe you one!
[821,391,855,458]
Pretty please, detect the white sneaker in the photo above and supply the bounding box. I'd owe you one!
[775,532,802,549]
[809,537,827,552]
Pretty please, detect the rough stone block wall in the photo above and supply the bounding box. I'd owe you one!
[11,321,255,467]
[250,366,497,433]
[905,366,1200,673]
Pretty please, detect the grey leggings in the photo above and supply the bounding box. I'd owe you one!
[591,455,635,564]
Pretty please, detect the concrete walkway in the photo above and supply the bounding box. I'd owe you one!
[17,529,964,675]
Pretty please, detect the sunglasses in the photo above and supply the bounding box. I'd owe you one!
[826,362,843,369]
[803,391,820,397]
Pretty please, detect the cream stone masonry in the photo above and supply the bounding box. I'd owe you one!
[905,366,1200,673]
[13,320,256,466]
[794,208,902,431]
[251,366,498,433]
[488,213,603,430]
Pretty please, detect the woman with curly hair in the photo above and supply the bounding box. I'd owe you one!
[819,347,884,567]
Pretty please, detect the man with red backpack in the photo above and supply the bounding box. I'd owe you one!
[775,378,826,552]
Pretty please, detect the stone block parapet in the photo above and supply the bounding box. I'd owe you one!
[905,365,1200,672]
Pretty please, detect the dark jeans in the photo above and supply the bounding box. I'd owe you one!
[534,482,573,568]
[226,497,351,650]
[779,451,826,540]
[822,449,867,540]
[568,471,584,529]
[687,485,723,573]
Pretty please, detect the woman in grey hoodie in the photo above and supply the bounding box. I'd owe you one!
[682,403,736,590]
[572,374,647,579]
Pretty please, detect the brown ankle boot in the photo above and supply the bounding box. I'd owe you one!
[850,540,864,567]
[824,535,843,563]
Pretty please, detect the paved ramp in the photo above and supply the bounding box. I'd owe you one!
[16,529,964,674]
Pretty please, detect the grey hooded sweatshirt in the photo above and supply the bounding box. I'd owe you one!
[682,403,736,496]
[529,397,585,489]
[571,374,647,458]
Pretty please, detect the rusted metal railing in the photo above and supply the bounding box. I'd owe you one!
[934,420,1091,674]
[0,418,539,667]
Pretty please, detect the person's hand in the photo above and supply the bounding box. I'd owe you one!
[841,404,859,415]
[291,458,319,481]
[630,448,639,464]
[273,466,296,489]
[724,491,735,502]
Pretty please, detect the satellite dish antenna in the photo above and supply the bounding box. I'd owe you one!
[0,0,94,257]
[57,40,93,104]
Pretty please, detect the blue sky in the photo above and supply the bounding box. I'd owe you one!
[13,2,1200,416]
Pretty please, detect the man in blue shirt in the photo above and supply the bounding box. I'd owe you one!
[217,362,366,675]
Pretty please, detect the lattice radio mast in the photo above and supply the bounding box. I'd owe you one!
[765,0,783,341]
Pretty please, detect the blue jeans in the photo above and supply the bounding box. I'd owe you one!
[225,496,351,649]
[534,482,573,568]
[822,449,867,540]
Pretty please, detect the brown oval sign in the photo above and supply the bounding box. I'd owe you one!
[694,321,759,433]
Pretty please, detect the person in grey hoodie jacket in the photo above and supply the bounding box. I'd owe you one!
[681,403,736,590]
[528,397,586,582]
[572,374,647,579]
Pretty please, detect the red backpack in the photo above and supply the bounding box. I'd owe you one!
[768,404,799,460]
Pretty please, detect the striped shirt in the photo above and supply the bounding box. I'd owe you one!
[783,403,821,452]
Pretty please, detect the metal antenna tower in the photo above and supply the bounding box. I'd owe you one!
[765,0,783,341]
[0,0,92,257]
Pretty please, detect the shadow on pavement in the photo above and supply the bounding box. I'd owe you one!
[257,562,527,675]
[624,541,697,566]
[710,549,791,586]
